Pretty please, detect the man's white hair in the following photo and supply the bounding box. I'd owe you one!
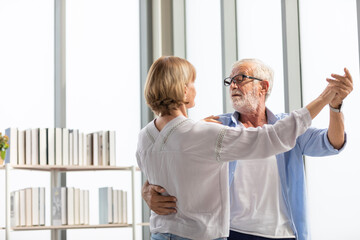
[231,58,274,101]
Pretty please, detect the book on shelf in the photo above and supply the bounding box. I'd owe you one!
[5,127,18,165]
[39,128,47,166]
[69,132,73,166]
[67,187,75,225]
[19,189,26,226]
[99,187,113,224]
[113,189,119,223]
[74,188,80,225]
[31,128,39,165]
[84,190,90,225]
[93,133,99,166]
[25,129,32,165]
[55,128,62,166]
[31,187,39,226]
[25,188,32,226]
[123,191,127,224]
[62,128,69,166]
[52,187,67,226]
[79,189,85,224]
[118,190,123,224]
[47,128,55,166]
[78,132,84,166]
[98,131,108,166]
[10,192,15,227]
[18,130,25,165]
[109,131,116,166]
[72,130,79,166]
[39,187,45,226]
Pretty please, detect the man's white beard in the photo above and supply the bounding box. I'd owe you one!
[231,88,260,114]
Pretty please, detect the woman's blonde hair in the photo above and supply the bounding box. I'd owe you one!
[144,56,196,116]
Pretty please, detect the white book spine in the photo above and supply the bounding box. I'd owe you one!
[39,187,45,226]
[14,191,20,226]
[18,130,25,165]
[55,128,62,166]
[31,128,39,165]
[69,132,73,166]
[109,131,116,166]
[62,128,69,166]
[61,187,67,225]
[119,190,123,224]
[123,191,127,224]
[73,130,79,165]
[79,190,85,225]
[86,134,92,165]
[47,128,55,166]
[19,189,26,226]
[113,189,119,223]
[93,133,99,166]
[84,190,89,225]
[67,187,74,225]
[25,188,32,226]
[32,187,39,226]
[10,192,15,227]
[74,188,80,225]
[5,128,18,165]
[39,128,47,165]
[25,129,32,165]
[78,133,83,166]
[97,132,103,166]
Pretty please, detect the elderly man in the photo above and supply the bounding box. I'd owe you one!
[142,59,353,240]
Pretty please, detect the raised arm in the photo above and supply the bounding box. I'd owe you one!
[215,82,339,162]
[326,68,353,149]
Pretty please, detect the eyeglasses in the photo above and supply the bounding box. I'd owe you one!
[223,74,263,86]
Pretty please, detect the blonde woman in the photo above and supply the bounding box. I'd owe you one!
[136,56,340,240]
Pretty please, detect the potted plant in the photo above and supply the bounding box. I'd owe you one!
[0,132,9,165]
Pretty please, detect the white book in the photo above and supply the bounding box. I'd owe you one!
[39,128,47,165]
[18,130,26,165]
[25,188,32,226]
[79,190,85,225]
[5,128,18,165]
[19,189,26,226]
[97,132,104,166]
[62,128,69,166]
[84,190,89,224]
[31,128,39,165]
[93,133,99,166]
[78,133,84,166]
[39,187,45,226]
[99,187,113,224]
[73,130,79,166]
[47,128,55,165]
[32,187,39,226]
[10,192,15,227]
[113,189,119,223]
[123,191,127,224]
[99,131,109,166]
[55,128,62,166]
[69,132,73,166]
[109,131,116,166]
[25,129,32,165]
[52,187,67,226]
[119,190,123,224]
[86,134,92,165]
[67,187,75,225]
[74,188,80,225]
[14,191,20,226]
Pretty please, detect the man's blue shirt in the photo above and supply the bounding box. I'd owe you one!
[217,108,346,240]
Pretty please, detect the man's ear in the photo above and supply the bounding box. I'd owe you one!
[260,80,269,95]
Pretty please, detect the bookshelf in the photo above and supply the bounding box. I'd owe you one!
[3,164,137,240]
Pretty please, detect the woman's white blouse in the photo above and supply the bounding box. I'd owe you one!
[136,107,311,240]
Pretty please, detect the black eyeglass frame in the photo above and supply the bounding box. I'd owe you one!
[223,73,263,86]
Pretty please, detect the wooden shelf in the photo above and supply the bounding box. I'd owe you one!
[0,165,5,170]
[12,223,132,231]
[0,226,5,230]
[8,165,132,172]
[137,222,149,226]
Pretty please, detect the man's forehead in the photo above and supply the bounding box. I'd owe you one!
[232,63,253,76]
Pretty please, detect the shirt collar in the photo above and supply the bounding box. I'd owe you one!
[231,107,278,126]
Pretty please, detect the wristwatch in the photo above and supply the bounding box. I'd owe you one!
[329,102,343,112]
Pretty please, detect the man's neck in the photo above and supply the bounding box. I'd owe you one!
[238,105,267,128]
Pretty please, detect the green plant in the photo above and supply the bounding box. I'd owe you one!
[0,132,9,159]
